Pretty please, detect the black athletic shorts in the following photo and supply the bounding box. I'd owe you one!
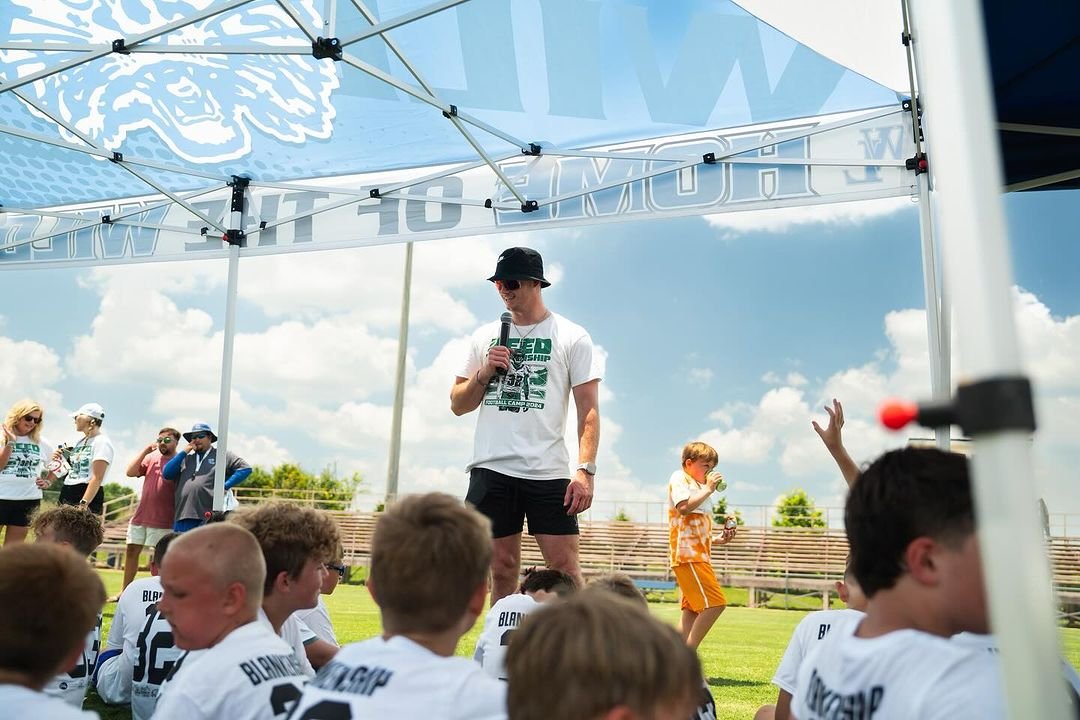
[466,467,579,538]
[58,483,105,515]
[0,498,41,527]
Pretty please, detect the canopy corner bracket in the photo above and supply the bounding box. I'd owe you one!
[522,143,542,157]
[312,36,343,61]
[520,200,538,213]
[111,38,130,55]
[224,175,250,246]
[905,151,929,175]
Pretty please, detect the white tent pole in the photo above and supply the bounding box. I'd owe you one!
[914,174,949,450]
[213,242,240,513]
[385,241,414,506]
[908,2,1070,719]
[213,179,248,514]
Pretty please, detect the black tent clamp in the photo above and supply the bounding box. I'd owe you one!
[880,376,1037,436]
[224,175,249,246]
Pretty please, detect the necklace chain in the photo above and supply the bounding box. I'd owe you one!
[514,311,550,343]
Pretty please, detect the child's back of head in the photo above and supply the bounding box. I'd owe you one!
[30,505,104,556]
[371,493,492,635]
[506,590,701,720]
[0,543,106,688]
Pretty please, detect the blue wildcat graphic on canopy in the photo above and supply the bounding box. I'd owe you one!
[0,0,338,164]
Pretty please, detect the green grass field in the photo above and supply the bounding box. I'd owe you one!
[84,570,1080,720]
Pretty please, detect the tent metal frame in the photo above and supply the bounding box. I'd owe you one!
[907,0,1070,717]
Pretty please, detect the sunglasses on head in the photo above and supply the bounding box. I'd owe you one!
[156,437,175,443]
[325,563,346,578]
[190,433,209,440]
[21,415,42,424]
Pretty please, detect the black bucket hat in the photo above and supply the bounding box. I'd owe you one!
[487,247,551,288]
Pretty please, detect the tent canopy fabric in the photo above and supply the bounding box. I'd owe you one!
[733,0,1080,192]
[0,0,906,260]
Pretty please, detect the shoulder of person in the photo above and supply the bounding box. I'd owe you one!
[447,665,508,718]
[550,312,591,337]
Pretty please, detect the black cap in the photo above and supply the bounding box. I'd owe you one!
[487,247,550,287]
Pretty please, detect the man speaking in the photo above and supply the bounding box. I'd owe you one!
[451,247,601,602]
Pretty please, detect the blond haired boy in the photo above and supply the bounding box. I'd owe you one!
[668,441,735,650]
[288,493,506,719]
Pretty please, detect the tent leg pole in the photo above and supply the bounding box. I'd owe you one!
[385,241,413,506]
[915,174,949,450]
[910,1,1069,718]
[213,243,241,513]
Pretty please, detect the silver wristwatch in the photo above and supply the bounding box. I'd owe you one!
[576,462,596,475]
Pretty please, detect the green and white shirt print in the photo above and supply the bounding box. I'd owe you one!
[461,312,603,480]
[0,434,53,500]
[62,434,115,487]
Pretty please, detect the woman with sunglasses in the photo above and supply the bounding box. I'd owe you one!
[0,400,56,544]
[57,402,114,514]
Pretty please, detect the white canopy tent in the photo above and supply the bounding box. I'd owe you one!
[0,1,1070,716]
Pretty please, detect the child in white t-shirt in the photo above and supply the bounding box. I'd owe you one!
[95,532,181,720]
[755,561,867,720]
[32,505,106,708]
[230,502,342,675]
[154,523,309,719]
[0,543,106,719]
[288,493,507,720]
[474,567,577,679]
[790,448,1006,720]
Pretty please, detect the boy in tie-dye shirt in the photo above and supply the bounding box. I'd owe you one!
[667,441,736,650]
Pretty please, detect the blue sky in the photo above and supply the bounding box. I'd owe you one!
[2,188,1077,525]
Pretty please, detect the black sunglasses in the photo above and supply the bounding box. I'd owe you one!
[325,563,346,578]
[22,415,43,424]
[190,433,209,440]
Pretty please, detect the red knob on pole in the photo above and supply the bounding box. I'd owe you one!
[879,400,919,430]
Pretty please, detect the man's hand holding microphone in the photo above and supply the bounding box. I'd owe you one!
[476,312,513,386]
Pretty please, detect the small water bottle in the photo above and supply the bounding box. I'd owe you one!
[706,470,727,493]
[47,443,70,476]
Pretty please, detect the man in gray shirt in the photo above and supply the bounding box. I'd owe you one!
[161,423,251,532]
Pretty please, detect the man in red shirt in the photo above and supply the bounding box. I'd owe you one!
[114,427,180,600]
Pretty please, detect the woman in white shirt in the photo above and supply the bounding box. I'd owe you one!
[0,400,54,545]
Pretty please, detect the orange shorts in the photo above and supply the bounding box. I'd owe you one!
[673,562,727,612]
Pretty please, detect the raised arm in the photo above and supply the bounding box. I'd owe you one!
[161,449,187,481]
[126,443,154,478]
[812,399,860,487]
[0,425,14,470]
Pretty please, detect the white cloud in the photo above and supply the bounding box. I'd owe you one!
[688,286,1080,516]
[704,196,913,235]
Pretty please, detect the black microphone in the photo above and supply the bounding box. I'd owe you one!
[496,312,512,375]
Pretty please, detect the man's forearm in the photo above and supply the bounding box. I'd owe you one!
[125,453,147,478]
[577,407,599,463]
[450,373,491,416]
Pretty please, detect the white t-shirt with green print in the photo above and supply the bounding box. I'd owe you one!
[461,312,602,480]
[63,433,115,486]
[0,434,53,500]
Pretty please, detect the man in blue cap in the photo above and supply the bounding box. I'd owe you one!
[162,423,251,532]
[451,247,602,603]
